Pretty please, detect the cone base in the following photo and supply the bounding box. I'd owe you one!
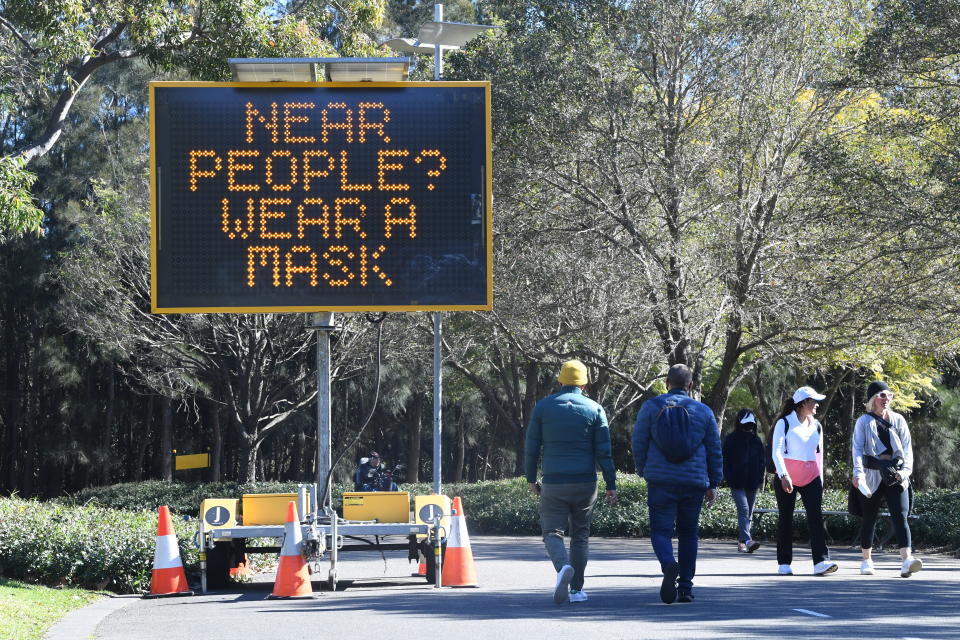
[142,590,195,599]
[266,593,317,600]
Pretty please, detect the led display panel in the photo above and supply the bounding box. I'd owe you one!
[150,82,492,313]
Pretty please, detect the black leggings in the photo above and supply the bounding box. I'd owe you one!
[860,482,911,550]
[774,476,829,565]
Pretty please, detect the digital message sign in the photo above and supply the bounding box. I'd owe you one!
[150,82,492,313]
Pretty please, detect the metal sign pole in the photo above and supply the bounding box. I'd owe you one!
[312,312,334,507]
[434,3,443,81]
[433,311,443,494]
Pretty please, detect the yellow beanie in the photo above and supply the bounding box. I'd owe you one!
[557,360,588,386]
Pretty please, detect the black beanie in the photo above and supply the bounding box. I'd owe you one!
[866,381,890,399]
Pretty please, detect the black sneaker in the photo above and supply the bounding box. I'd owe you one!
[660,562,680,604]
[677,589,694,603]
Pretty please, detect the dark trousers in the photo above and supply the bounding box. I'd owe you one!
[860,482,912,550]
[647,483,706,591]
[774,476,829,565]
[539,482,598,591]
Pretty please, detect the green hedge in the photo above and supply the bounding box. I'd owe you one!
[0,497,198,593]
[61,476,960,548]
[4,478,956,593]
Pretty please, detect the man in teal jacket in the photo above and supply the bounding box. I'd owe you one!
[633,364,723,605]
[525,360,618,605]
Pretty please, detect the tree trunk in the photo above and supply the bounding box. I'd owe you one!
[133,394,153,481]
[3,298,21,492]
[453,409,465,483]
[705,324,744,426]
[236,423,260,482]
[405,393,422,483]
[158,396,173,481]
[207,398,222,482]
[100,367,116,485]
[21,350,39,497]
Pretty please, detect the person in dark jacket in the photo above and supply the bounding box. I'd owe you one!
[525,359,618,605]
[722,409,765,553]
[632,364,723,604]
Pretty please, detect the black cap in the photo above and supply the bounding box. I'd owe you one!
[866,381,890,399]
[368,451,381,459]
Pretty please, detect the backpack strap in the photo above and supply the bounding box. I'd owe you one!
[868,412,894,429]
[782,416,822,454]
[780,417,790,456]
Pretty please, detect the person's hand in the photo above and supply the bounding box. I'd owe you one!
[852,476,859,488]
[780,475,794,494]
[705,488,717,507]
[529,482,541,497]
[603,489,618,506]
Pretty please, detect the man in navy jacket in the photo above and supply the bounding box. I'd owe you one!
[632,364,722,604]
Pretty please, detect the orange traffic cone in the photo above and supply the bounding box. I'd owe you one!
[267,501,314,599]
[412,554,427,577]
[143,505,194,598]
[440,496,478,587]
[230,554,252,578]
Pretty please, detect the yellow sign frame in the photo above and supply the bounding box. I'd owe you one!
[149,81,493,314]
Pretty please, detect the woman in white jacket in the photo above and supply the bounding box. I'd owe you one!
[770,386,837,577]
[852,381,922,577]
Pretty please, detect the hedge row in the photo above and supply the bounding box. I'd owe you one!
[0,497,198,593]
[5,477,955,593]
[65,475,960,547]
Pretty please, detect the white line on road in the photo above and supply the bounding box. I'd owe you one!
[793,608,831,618]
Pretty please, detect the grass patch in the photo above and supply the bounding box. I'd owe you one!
[0,578,103,640]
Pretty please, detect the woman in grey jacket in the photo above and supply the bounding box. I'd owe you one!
[852,381,922,577]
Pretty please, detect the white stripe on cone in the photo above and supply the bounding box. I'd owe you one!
[153,534,184,570]
[447,514,471,549]
[280,521,303,556]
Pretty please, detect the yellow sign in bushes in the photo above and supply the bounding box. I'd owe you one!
[175,453,210,470]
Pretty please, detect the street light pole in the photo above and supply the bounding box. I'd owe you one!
[434,3,444,81]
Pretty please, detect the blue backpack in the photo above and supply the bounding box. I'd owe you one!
[652,396,699,463]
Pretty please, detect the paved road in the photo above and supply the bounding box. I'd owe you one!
[88,536,959,640]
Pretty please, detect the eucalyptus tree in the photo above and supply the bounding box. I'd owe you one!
[0,0,387,235]
[450,0,927,423]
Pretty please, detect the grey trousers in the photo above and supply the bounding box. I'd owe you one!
[539,481,598,591]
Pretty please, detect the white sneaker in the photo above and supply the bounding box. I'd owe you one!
[777,564,793,575]
[860,559,875,575]
[554,565,574,603]
[814,560,839,575]
[900,556,923,578]
[569,589,588,603]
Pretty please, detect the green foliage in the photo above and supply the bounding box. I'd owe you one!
[912,489,960,549]
[0,496,192,593]
[0,157,43,238]
[400,476,959,550]
[60,480,312,515]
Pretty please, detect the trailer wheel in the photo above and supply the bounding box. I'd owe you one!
[206,541,233,589]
